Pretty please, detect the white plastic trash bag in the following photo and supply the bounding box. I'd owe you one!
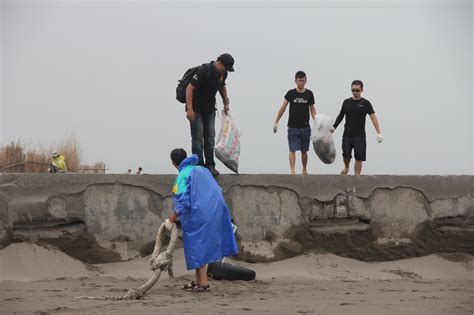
[311,114,336,164]
[215,111,241,173]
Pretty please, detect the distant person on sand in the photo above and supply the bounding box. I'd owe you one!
[273,71,317,175]
[49,151,67,173]
[166,148,238,292]
[331,80,383,175]
[136,167,143,174]
[127,169,132,174]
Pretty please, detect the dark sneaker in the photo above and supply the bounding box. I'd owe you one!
[206,165,220,176]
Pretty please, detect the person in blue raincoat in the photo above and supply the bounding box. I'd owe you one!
[166,148,239,292]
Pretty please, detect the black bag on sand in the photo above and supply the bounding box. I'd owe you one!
[207,262,256,281]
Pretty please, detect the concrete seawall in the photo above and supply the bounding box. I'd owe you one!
[1,174,473,263]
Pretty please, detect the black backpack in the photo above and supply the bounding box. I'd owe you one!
[176,63,211,103]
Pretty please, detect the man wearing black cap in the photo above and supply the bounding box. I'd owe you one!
[185,53,235,176]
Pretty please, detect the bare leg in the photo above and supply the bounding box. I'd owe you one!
[301,151,308,174]
[355,160,363,175]
[196,265,209,286]
[341,157,350,175]
[195,269,200,285]
[289,151,296,174]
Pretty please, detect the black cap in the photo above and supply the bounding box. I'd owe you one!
[217,53,235,72]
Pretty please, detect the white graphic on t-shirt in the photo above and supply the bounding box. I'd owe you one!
[293,98,308,104]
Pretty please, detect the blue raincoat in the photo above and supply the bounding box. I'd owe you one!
[172,155,239,270]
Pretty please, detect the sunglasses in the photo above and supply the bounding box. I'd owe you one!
[351,89,361,92]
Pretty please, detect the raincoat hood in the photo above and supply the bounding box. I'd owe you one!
[179,154,199,171]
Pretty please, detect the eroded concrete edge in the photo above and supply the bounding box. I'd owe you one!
[1,174,473,262]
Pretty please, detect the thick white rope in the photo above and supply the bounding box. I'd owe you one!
[77,221,179,300]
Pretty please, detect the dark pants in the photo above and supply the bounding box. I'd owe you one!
[49,164,65,173]
[190,111,216,166]
[342,136,367,161]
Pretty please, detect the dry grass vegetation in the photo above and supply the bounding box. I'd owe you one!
[0,136,105,173]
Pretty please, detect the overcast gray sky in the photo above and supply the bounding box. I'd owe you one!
[1,0,473,175]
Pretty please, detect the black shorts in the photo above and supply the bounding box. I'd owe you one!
[342,136,366,161]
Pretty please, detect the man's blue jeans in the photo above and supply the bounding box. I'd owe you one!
[190,111,216,167]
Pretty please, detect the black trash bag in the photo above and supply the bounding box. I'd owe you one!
[208,261,256,281]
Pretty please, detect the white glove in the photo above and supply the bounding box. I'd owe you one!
[164,218,174,230]
[330,127,335,133]
[376,133,383,143]
[273,123,278,133]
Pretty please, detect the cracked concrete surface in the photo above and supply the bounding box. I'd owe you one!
[0,174,473,263]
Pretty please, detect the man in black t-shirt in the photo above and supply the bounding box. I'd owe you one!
[331,80,383,175]
[273,71,317,174]
[185,53,234,176]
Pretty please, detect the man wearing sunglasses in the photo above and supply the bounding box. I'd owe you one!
[331,80,383,175]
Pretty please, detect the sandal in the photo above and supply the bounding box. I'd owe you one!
[191,284,210,293]
[182,281,197,291]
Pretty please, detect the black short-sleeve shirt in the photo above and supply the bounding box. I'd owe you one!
[284,89,315,129]
[333,97,375,137]
[189,62,227,113]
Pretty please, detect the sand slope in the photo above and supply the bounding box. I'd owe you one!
[99,247,474,281]
[2,244,472,282]
[0,243,90,281]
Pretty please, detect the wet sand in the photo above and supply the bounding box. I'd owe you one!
[1,244,473,314]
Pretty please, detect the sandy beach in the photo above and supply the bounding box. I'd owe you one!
[1,243,473,314]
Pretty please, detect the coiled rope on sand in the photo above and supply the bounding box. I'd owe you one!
[77,221,178,300]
